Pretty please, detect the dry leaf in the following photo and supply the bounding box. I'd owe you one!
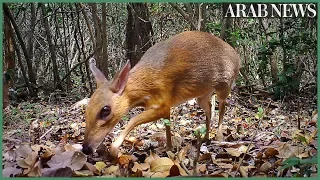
[150,157,174,172]
[16,143,32,158]
[70,151,86,170]
[264,148,279,158]
[132,162,150,172]
[42,167,73,177]
[168,164,180,177]
[145,151,160,165]
[118,155,133,167]
[95,162,107,172]
[196,164,207,174]
[3,167,22,177]
[259,161,272,173]
[104,165,119,175]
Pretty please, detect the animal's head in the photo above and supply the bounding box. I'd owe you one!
[82,59,131,155]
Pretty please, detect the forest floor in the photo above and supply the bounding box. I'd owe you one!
[2,88,318,177]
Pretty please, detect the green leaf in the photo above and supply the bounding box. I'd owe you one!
[162,118,171,126]
[280,156,300,170]
[199,126,207,135]
[299,156,317,165]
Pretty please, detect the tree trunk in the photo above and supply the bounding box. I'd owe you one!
[40,3,62,90]
[4,3,37,96]
[89,3,109,78]
[126,3,154,67]
[3,11,15,108]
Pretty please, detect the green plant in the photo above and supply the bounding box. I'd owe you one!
[281,156,317,177]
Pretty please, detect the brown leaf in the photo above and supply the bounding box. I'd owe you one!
[145,151,160,165]
[83,162,98,174]
[199,153,212,161]
[27,161,42,177]
[16,143,32,158]
[196,164,207,174]
[74,170,94,177]
[131,169,143,177]
[145,171,170,178]
[264,148,279,158]
[132,162,150,172]
[104,165,119,175]
[64,144,77,151]
[150,157,174,172]
[259,161,272,173]
[119,155,133,167]
[168,164,181,177]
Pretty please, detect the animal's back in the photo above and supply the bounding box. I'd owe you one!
[128,31,240,105]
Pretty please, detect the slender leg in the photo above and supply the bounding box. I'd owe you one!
[197,92,213,140]
[216,86,230,141]
[110,105,170,158]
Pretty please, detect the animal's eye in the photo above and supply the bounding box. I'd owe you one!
[100,106,111,119]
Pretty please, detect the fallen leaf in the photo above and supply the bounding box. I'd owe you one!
[119,155,133,167]
[74,170,94,176]
[64,144,76,151]
[95,162,107,172]
[104,165,119,175]
[42,167,73,177]
[168,164,181,177]
[132,162,150,172]
[83,162,98,174]
[264,148,279,158]
[47,151,73,169]
[70,151,86,170]
[145,151,160,165]
[3,166,22,177]
[199,153,212,161]
[150,157,174,172]
[196,164,207,174]
[259,161,272,173]
[28,161,42,177]
[16,143,32,158]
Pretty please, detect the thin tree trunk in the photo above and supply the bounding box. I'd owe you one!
[4,3,37,96]
[3,11,15,108]
[126,3,154,67]
[40,3,62,90]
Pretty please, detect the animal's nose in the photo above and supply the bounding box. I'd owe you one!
[82,144,93,155]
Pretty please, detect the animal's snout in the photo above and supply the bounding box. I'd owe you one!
[82,144,93,155]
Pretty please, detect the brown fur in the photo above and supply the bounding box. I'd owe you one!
[83,31,240,157]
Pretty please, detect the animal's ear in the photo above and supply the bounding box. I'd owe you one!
[89,58,107,88]
[109,60,131,94]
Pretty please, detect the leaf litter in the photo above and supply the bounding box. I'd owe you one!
[2,91,317,177]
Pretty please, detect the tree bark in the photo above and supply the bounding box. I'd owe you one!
[40,3,62,90]
[3,11,15,108]
[4,3,37,96]
[89,3,109,77]
[126,3,154,67]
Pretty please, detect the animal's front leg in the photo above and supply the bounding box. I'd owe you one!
[110,105,170,158]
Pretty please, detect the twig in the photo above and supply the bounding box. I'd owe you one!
[40,127,54,139]
[180,160,191,176]
[192,130,201,176]
[54,46,101,90]
[169,3,197,30]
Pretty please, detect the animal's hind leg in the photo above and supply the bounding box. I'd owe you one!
[215,83,231,141]
[197,91,214,141]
